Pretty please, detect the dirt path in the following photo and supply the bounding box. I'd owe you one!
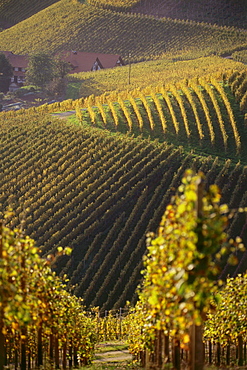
[94,349,132,363]
[93,342,133,367]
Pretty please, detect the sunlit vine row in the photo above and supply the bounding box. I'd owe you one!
[0,222,97,369]
[210,77,241,153]
[87,0,140,11]
[228,69,247,113]
[5,74,242,160]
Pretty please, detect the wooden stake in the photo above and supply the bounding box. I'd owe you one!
[173,338,181,370]
[238,335,243,366]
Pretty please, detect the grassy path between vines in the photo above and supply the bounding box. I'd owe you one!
[85,341,138,369]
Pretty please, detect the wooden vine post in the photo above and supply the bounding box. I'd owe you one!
[190,324,204,370]
[173,338,181,370]
[238,335,243,366]
[55,333,60,369]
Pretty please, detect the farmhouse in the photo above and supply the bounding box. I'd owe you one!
[1,51,28,91]
[57,50,124,72]
[1,50,124,91]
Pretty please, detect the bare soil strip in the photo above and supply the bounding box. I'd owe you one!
[94,342,132,364]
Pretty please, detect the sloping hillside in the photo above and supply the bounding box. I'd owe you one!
[1,74,247,311]
[39,72,247,162]
[0,0,246,62]
[1,0,246,30]
[87,0,247,29]
[0,0,60,27]
[71,55,244,98]
[87,0,140,10]
[131,0,247,29]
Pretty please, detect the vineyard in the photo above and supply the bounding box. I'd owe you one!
[0,0,59,25]
[0,223,98,369]
[86,0,140,11]
[19,71,247,161]
[1,74,247,311]
[125,172,247,369]
[1,169,247,370]
[1,0,246,31]
[232,50,247,65]
[1,1,247,368]
[131,0,247,29]
[1,72,247,370]
[70,55,244,98]
[87,0,247,29]
[0,0,246,62]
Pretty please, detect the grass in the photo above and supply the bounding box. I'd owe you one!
[66,81,83,99]
[84,341,137,370]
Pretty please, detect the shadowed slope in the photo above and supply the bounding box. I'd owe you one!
[131,0,247,29]
[0,0,60,27]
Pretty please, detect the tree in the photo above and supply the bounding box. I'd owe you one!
[46,77,67,98]
[25,51,55,89]
[54,57,71,79]
[0,53,13,93]
[26,52,70,95]
[45,56,71,97]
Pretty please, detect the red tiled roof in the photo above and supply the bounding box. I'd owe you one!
[57,51,124,73]
[1,51,28,69]
[94,53,124,69]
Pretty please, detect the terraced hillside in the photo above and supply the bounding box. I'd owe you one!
[1,73,247,311]
[0,0,246,62]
